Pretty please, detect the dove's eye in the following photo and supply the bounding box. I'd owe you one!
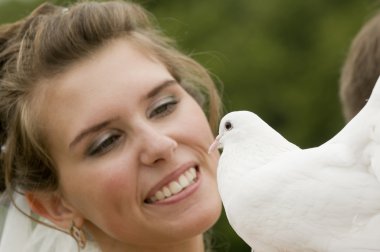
[225,121,233,130]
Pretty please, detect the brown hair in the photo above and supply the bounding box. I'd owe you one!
[0,1,221,194]
[340,11,380,122]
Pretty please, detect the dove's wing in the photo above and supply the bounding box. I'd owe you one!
[323,77,380,181]
[327,215,380,252]
[226,145,380,251]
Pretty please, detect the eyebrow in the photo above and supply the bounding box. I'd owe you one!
[69,79,178,149]
[146,79,177,99]
[69,118,119,149]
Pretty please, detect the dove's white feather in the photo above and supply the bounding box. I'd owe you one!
[216,111,299,204]
[214,77,380,252]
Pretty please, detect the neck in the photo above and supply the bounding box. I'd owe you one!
[92,231,205,252]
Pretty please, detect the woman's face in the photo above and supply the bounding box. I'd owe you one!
[37,39,221,249]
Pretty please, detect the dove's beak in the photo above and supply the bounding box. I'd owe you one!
[208,135,221,154]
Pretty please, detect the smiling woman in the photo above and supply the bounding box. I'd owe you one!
[0,1,222,251]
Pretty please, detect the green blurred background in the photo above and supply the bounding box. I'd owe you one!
[0,0,378,251]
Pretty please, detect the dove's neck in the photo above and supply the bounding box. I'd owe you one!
[217,142,259,204]
[217,134,297,203]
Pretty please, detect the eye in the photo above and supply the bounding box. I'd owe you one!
[225,121,233,130]
[87,131,122,156]
[148,96,178,119]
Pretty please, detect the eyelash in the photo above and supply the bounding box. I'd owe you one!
[148,97,178,119]
[87,132,122,156]
[86,98,179,157]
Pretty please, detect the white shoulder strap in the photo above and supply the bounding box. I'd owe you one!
[0,193,100,252]
[0,193,32,252]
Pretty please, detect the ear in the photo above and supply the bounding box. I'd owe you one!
[25,191,84,230]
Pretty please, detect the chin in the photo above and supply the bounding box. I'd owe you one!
[188,194,222,235]
[163,195,221,241]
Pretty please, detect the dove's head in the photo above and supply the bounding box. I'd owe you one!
[209,110,265,153]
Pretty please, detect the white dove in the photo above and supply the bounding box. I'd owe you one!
[209,78,380,252]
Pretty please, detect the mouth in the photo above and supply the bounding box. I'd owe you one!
[144,166,199,204]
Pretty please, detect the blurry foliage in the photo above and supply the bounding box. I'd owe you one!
[1,0,379,251]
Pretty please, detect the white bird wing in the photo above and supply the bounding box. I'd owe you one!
[323,76,380,181]
[227,144,380,251]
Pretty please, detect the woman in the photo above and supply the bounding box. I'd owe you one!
[0,1,222,251]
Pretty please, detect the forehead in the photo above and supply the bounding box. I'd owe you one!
[51,38,167,88]
[34,38,174,147]
[38,37,171,105]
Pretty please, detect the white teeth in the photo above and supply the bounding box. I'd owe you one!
[169,181,182,194]
[147,167,198,203]
[163,186,171,197]
[155,191,165,200]
[189,167,196,177]
[185,171,194,181]
[179,175,190,187]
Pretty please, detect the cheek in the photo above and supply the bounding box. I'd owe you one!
[177,99,220,172]
[59,159,137,215]
[178,100,215,144]
[208,149,220,172]
[96,170,134,197]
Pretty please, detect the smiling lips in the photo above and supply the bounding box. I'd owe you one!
[146,167,198,204]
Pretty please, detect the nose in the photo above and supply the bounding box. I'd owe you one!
[138,124,178,165]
